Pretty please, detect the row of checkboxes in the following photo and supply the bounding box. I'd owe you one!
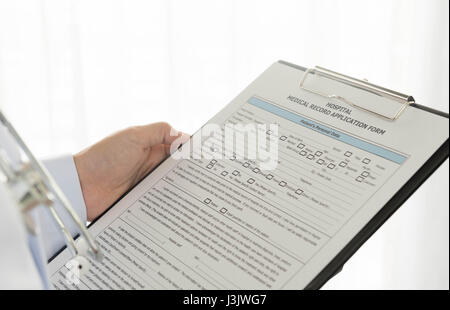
[299,150,338,169]
[266,130,288,140]
[295,145,356,170]
[265,130,295,144]
[206,159,217,169]
[242,162,263,175]
[229,169,263,177]
[247,177,288,188]
[204,197,228,214]
[246,177,304,195]
[295,146,372,169]
[344,151,371,165]
[239,150,365,172]
[242,173,275,181]
[355,171,370,182]
[211,194,318,215]
[314,159,339,169]
[221,159,306,195]
[297,143,324,156]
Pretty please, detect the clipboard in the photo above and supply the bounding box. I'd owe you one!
[48,60,449,290]
[276,61,449,289]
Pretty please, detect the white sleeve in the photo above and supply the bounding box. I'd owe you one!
[38,155,87,260]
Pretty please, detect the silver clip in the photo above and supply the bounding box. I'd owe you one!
[299,66,415,121]
[0,110,102,261]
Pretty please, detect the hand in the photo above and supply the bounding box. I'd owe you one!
[73,122,185,221]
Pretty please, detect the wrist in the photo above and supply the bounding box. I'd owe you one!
[73,152,92,221]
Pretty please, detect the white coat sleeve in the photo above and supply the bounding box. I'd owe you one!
[38,155,87,260]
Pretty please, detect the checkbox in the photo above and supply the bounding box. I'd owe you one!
[243,162,250,168]
[362,158,371,164]
[232,170,239,176]
[252,167,260,173]
[295,189,304,195]
[221,171,228,176]
[206,164,213,169]
[339,161,347,167]
[307,154,315,160]
[355,176,364,182]
[247,178,255,184]
[279,181,287,187]
[204,198,211,204]
[315,151,323,157]
[220,208,227,214]
[297,143,305,149]
[344,151,353,157]
[361,171,370,177]
[327,163,336,169]
[300,151,307,156]
[279,136,287,141]
[266,174,273,180]
[317,159,325,165]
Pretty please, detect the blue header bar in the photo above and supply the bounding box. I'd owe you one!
[248,97,406,164]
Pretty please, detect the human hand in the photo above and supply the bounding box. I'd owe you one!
[73,122,185,221]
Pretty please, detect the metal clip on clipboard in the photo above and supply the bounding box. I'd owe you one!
[0,110,102,280]
[299,66,415,121]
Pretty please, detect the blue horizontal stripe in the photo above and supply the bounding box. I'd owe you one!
[248,97,406,164]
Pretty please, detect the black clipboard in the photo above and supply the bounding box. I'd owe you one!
[49,61,449,290]
[277,61,449,289]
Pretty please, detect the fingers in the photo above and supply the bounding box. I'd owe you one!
[134,122,186,147]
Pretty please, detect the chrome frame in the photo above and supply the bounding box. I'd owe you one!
[0,110,102,261]
[299,66,415,121]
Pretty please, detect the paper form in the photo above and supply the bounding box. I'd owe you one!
[48,62,448,289]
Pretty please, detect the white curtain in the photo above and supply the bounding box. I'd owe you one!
[0,0,448,289]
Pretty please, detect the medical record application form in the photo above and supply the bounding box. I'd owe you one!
[48,61,449,289]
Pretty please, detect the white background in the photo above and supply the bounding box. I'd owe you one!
[0,0,448,289]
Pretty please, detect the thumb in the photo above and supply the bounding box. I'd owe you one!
[134,122,183,147]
